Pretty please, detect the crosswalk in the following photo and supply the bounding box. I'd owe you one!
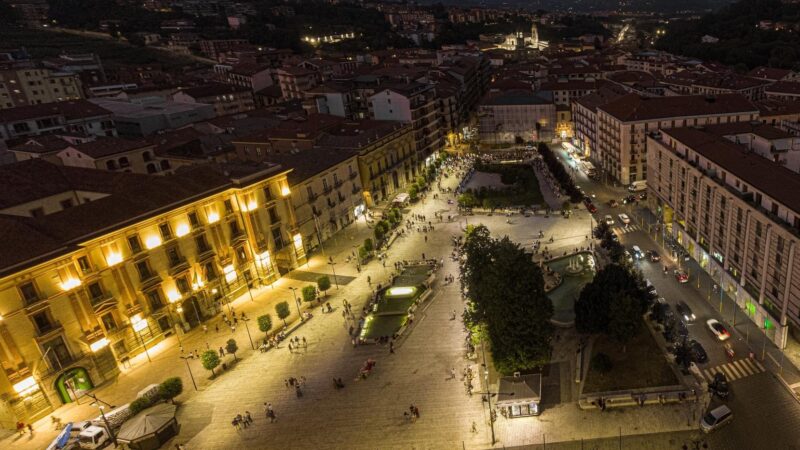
[700,358,765,383]
[613,224,641,234]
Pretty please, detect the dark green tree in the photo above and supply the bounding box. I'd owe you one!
[158,377,183,404]
[225,339,239,361]
[201,350,220,377]
[608,295,642,351]
[317,276,331,298]
[302,285,317,303]
[575,264,651,335]
[257,314,273,338]
[275,301,291,326]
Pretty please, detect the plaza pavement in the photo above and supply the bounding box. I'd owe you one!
[4,154,724,450]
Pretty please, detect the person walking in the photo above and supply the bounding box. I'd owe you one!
[218,346,225,357]
[288,342,293,353]
[245,411,253,425]
[471,421,478,433]
[389,340,394,354]
[449,368,456,380]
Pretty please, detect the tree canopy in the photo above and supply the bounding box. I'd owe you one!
[460,225,554,374]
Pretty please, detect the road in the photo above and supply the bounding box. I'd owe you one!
[553,143,800,448]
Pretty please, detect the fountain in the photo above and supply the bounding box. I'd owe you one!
[564,255,584,275]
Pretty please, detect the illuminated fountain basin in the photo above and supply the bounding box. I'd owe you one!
[360,265,433,341]
[546,251,596,327]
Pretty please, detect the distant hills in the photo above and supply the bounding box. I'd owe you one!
[656,0,800,70]
[418,0,735,14]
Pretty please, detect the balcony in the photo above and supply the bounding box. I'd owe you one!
[35,321,63,340]
[168,257,190,275]
[349,172,358,180]
[334,179,344,189]
[323,186,333,195]
[308,192,319,202]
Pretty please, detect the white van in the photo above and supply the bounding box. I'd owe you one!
[700,404,733,433]
[78,426,109,449]
[628,180,647,192]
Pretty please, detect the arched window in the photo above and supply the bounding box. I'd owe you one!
[146,163,157,174]
[106,160,117,170]
[160,160,171,170]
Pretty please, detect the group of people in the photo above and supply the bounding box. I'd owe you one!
[231,411,253,430]
[403,404,421,423]
[286,336,307,353]
[284,376,306,397]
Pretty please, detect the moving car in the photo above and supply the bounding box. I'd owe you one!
[622,195,637,204]
[676,301,696,322]
[584,199,597,213]
[689,339,708,363]
[707,319,730,341]
[618,213,631,225]
[709,372,730,399]
[700,405,733,433]
[674,269,689,283]
[647,250,661,262]
[628,180,647,192]
[604,215,614,226]
[631,245,644,259]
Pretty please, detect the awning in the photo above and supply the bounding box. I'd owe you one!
[393,193,409,204]
[117,403,177,443]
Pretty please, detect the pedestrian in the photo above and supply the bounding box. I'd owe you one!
[219,346,225,357]
[295,384,302,398]
[26,423,33,434]
[449,368,456,380]
[285,379,289,388]
[215,324,219,333]
[202,324,208,333]
[302,336,307,348]
[389,340,394,354]
[471,421,478,433]
[367,276,371,285]
[245,411,252,425]
[288,342,293,353]
[300,376,307,387]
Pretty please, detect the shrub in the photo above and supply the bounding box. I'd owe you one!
[374,222,386,241]
[408,184,419,201]
[158,377,183,404]
[129,396,153,415]
[590,352,613,374]
[363,238,374,252]
[358,246,368,260]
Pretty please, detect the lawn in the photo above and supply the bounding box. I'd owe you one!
[582,326,679,393]
[461,163,544,208]
[0,28,199,70]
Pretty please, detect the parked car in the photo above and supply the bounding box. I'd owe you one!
[622,194,637,204]
[676,318,689,339]
[689,339,708,363]
[709,372,730,399]
[618,213,631,224]
[647,250,661,262]
[700,404,733,433]
[584,199,597,213]
[604,215,614,226]
[676,301,696,322]
[707,319,730,341]
[674,269,689,283]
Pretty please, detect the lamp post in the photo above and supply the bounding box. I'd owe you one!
[179,355,197,391]
[480,338,496,446]
[327,257,339,289]
[241,316,255,350]
[87,394,117,446]
[352,245,361,271]
[131,318,151,363]
[288,287,302,319]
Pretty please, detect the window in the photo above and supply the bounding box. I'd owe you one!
[60,199,74,209]
[32,312,55,334]
[30,207,44,218]
[160,160,171,171]
[19,281,40,304]
[77,256,91,273]
[146,289,164,311]
[101,313,117,331]
[128,235,143,254]
[235,246,248,264]
[42,337,72,370]
[268,207,280,223]
[167,247,183,267]
[306,186,315,199]
[176,277,191,294]
[195,234,211,253]
[229,220,242,237]
[224,199,233,214]
[106,160,118,170]
[86,280,103,299]
[146,163,157,174]
[264,186,274,201]
[159,223,173,241]
[204,262,218,281]
[119,157,130,168]
[188,212,200,229]
[272,227,284,249]
[135,260,154,281]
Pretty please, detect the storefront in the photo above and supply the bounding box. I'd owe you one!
[496,373,542,418]
[54,367,94,404]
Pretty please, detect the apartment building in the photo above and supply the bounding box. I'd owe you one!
[277,67,320,100]
[369,82,441,159]
[0,158,301,427]
[594,94,759,185]
[646,127,800,349]
[0,100,116,143]
[0,66,84,110]
[477,90,556,144]
[571,83,628,159]
[172,83,256,117]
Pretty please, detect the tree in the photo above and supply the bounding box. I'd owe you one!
[374,221,386,241]
[317,275,331,297]
[201,350,220,377]
[460,225,554,374]
[158,377,183,404]
[257,314,273,338]
[408,183,419,201]
[358,246,368,261]
[608,295,642,351]
[575,264,652,337]
[458,192,478,208]
[363,238,373,252]
[302,284,317,303]
[276,301,291,326]
[226,338,239,361]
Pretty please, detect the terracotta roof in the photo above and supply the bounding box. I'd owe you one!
[702,121,792,140]
[747,66,793,81]
[539,79,598,91]
[265,146,357,185]
[10,135,71,154]
[599,94,758,122]
[0,159,285,276]
[765,81,800,96]
[72,137,152,158]
[0,100,111,123]
[481,90,550,106]
[662,127,800,213]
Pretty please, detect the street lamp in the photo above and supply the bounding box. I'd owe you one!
[288,287,302,319]
[179,356,197,391]
[241,316,255,350]
[327,257,339,289]
[352,245,361,271]
[131,315,151,363]
[87,394,117,446]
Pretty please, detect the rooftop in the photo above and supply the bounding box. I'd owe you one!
[481,89,550,106]
[661,127,800,214]
[0,100,112,123]
[176,83,251,99]
[599,94,757,122]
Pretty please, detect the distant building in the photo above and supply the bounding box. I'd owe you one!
[369,83,441,160]
[0,100,115,142]
[477,90,555,144]
[172,83,256,117]
[0,66,84,109]
[88,98,215,137]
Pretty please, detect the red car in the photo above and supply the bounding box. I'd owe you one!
[583,200,597,213]
[674,269,689,283]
